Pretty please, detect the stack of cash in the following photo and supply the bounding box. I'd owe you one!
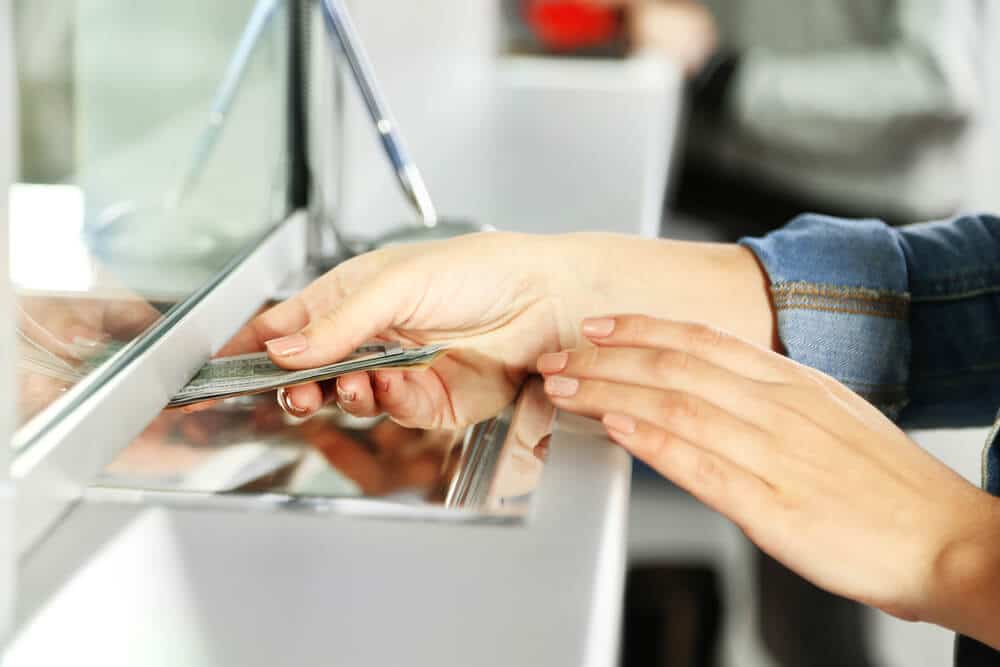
[16,328,123,384]
[168,342,446,408]
[17,329,446,409]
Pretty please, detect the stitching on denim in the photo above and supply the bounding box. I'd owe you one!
[772,282,909,302]
[912,284,1000,303]
[773,301,908,319]
[771,282,910,320]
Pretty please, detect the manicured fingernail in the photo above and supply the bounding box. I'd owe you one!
[544,376,579,398]
[537,351,568,374]
[277,387,309,416]
[603,413,636,435]
[338,385,357,403]
[265,333,308,357]
[582,318,615,338]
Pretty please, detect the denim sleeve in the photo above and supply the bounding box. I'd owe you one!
[739,213,1000,428]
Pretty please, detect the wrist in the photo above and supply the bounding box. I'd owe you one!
[542,233,778,351]
[927,492,1000,649]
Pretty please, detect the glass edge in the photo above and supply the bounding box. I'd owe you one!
[12,215,294,454]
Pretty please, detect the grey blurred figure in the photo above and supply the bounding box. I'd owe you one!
[683,0,1000,223]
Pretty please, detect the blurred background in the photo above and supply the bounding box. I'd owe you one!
[11,1,1000,666]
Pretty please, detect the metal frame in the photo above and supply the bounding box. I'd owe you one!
[12,213,307,558]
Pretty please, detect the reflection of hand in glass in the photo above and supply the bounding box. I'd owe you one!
[301,418,450,496]
[16,292,161,424]
[18,293,160,357]
[486,377,553,502]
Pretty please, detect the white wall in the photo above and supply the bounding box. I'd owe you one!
[332,1,679,240]
[336,0,500,240]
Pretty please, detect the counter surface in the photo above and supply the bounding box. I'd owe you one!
[10,413,630,667]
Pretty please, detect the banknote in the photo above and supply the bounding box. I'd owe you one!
[167,342,447,408]
[16,329,447,409]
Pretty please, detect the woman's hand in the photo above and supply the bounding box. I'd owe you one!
[16,292,161,423]
[221,233,773,430]
[221,233,581,430]
[538,314,1000,646]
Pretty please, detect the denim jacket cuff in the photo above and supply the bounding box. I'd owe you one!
[739,214,912,417]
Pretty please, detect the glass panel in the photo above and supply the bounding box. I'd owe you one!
[2,0,17,644]
[95,377,553,520]
[11,1,291,444]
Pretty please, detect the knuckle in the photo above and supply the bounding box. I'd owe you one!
[644,427,676,464]
[619,314,652,341]
[684,322,727,351]
[576,346,603,372]
[659,391,700,423]
[653,349,691,377]
[692,453,726,491]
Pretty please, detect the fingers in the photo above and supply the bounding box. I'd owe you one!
[544,375,772,478]
[277,383,322,418]
[264,266,421,370]
[537,344,778,431]
[282,370,427,426]
[335,372,379,417]
[101,297,162,339]
[217,296,311,358]
[217,246,407,359]
[580,315,794,383]
[602,414,777,536]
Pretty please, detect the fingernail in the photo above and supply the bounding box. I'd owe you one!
[582,318,615,338]
[537,351,568,374]
[277,387,309,416]
[71,336,103,349]
[265,333,309,357]
[544,376,579,398]
[338,385,357,403]
[603,413,636,435]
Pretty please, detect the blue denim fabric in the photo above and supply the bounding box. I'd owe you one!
[741,213,1000,664]
[740,215,912,417]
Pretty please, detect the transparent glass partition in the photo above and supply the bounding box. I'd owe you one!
[11,1,291,443]
[2,0,18,646]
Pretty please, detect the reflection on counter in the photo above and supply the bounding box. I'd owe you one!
[94,377,555,521]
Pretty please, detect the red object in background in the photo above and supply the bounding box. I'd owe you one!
[524,1,622,52]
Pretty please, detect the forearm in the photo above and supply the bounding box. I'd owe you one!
[544,233,777,351]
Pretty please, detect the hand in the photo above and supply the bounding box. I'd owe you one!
[630,1,718,76]
[16,292,161,424]
[221,233,576,430]
[300,418,450,496]
[221,233,775,430]
[538,314,1000,645]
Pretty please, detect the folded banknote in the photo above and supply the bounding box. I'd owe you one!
[16,330,446,409]
[166,342,447,408]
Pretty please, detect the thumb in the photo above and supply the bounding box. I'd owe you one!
[264,267,420,369]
